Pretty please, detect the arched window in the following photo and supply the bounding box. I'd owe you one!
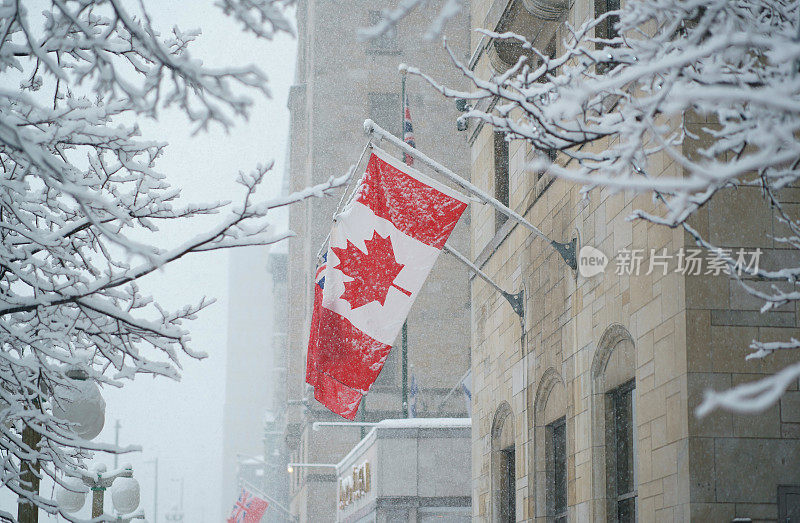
[532,368,568,521]
[591,324,637,522]
[492,402,516,522]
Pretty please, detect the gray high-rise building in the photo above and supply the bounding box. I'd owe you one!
[220,246,274,517]
[282,2,474,520]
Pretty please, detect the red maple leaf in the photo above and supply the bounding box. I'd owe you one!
[331,231,411,309]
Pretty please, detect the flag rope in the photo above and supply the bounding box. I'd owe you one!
[434,367,472,415]
[315,139,373,263]
[442,242,524,317]
[237,478,296,521]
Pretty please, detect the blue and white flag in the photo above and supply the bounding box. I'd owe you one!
[409,373,418,418]
[461,370,472,418]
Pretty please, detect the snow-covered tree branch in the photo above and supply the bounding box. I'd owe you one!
[356,0,463,41]
[0,0,343,520]
[407,0,800,415]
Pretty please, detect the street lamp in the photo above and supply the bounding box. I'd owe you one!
[56,463,145,520]
[165,506,184,521]
[19,366,107,523]
[165,477,184,521]
[54,477,88,513]
[285,463,338,474]
[143,457,159,523]
[51,367,106,440]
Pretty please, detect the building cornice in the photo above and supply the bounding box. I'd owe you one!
[468,0,573,74]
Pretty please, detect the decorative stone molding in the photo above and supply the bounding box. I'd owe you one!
[589,324,636,522]
[490,401,515,521]
[491,401,515,449]
[485,0,572,74]
[530,367,568,519]
[533,367,566,421]
[590,323,634,381]
[522,0,573,21]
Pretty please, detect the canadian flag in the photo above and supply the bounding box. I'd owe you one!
[306,147,468,419]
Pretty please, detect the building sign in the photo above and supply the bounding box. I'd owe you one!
[339,460,371,509]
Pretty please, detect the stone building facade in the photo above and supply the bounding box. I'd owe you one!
[466,0,800,521]
[283,2,473,520]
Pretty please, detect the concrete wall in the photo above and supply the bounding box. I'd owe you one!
[337,421,472,523]
[683,111,800,520]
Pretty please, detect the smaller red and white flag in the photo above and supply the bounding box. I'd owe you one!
[227,488,269,523]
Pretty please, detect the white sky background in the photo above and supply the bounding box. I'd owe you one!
[0,2,296,521]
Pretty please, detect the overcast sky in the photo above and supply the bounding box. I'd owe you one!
[0,3,296,521]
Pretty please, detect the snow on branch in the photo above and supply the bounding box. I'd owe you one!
[356,0,463,41]
[216,0,297,39]
[697,362,800,416]
[0,0,322,518]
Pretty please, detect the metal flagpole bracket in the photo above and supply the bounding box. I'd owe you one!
[551,237,578,271]
[501,289,525,317]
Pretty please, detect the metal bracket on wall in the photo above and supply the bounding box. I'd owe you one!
[551,238,578,271]
[501,289,525,317]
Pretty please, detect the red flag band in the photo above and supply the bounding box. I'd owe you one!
[227,488,269,523]
[306,147,468,419]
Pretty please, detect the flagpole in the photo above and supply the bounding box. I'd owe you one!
[238,478,296,522]
[363,119,578,271]
[443,243,524,317]
[435,368,472,415]
[360,395,367,439]
[400,69,409,419]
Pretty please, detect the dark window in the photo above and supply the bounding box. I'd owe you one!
[595,0,620,41]
[607,380,637,523]
[369,93,401,139]
[500,446,516,522]
[527,144,557,189]
[547,417,568,522]
[367,11,398,54]
[594,0,620,73]
[677,6,707,38]
[778,485,800,522]
[536,38,558,85]
[494,132,510,232]
[538,147,558,181]
[535,40,558,176]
